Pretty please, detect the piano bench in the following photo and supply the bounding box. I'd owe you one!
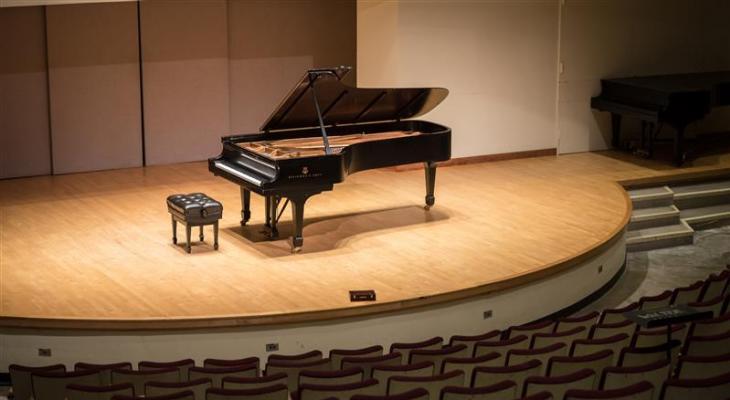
[166,193,223,253]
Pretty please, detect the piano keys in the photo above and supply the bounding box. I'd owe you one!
[209,66,451,252]
[591,71,730,165]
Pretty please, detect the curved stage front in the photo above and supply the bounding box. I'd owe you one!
[2,151,727,368]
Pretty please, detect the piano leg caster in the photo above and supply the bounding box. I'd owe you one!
[424,194,435,211]
[268,227,279,239]
[291,237,304,253]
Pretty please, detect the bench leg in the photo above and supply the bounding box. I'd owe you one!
[185,225,192,253]
[214,221,219,250]
[199,225,204,242]
[171,216,177,244]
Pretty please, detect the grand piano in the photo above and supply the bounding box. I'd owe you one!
[591,71,730,165]
[209,66,451,252]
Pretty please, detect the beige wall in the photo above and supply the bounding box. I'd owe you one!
[140,0,230,165]
[0,6,51,179]
[358,0,560,158]
[558,0,730,153]
[46,1,143,174]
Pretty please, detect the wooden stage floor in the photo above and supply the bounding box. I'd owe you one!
[1,151,730,329]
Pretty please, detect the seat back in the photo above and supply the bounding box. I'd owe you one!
[547,349,613,382]
[564,381,653,400]
[473,335,529,359]
[600,359,670,400]
[590,320,637,340]
[638,290,672,311]
[390,337,443,364]
[222,372,288,391]
[299,367,364,388]
[505,320,555,340]
[631,325,686,348]
[618,341,680,368]
[671,281,704,305]
[659,371,730,400]
[688,296,727,319]
[203,357,259,372]
[676,352,730,379]
[146,378,212,400]
[139,359,195,382]
[267,350,322,364]
[32,369,101,400]
[113,391,195,400]
[441,353,501,386]
[188,365,258,389]
[409,345,469,372]
[75,362,133,386]
[599,304,638,325]
[698,271,729,302]
[688,312,730,337]
[449,330,501,357]
[353,388,430,400]
[472,360,542,395]
[372,362,434,394]
[440,380,517,400]
[531,327,587,349]
[205,384,288,400]
[522,369,595,400]
[341,353,402,379]
[506,343,567,374]
[111,368,179,395]
[570,333,631,365]
[265,358,330,392]
[299,379,380,400]
[66,383,134,400]
[9,364,66,400]
[388,371,464,400]
[329,345,383,369]
[555,312,599,333]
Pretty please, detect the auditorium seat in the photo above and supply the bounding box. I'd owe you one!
[600,359,670,399]
[505,320,556,340]
[66,383,135,400]
[298,367,364,388]
[638,291,673,311]
[631,325,686,348]
[440,380,517,400]
[329,345,384,369]
[441,353,501,385]
[341,353,402,378]
[687,295,728,318]
[265,358,330,392]
[203,357,260,372]
[564,381,654,400]
[449,330,501,357]
[686,312,730,337]
[522,369,595,400]
[268,350,323,364]
[188,365,257,388]
[9,364,67,400]
[698,271,729,302]
[472,360,542,395]
[531,327,588,349]
[298,379,379,400]
[546,349,613,381]
[570,333,631,364]
[206,384,288,400]
[145,378,212,400]
[555,311,599,333]
[659,371,730,400]
[599,304,638,325]
[222,372,288,391]
[670,281,704,305]
[387,370,464,400]
[515,392,552,400]
[409,344,469,371]
[111,368,179,395]
[589,320,637,340]
[390,337,443,364]
[112,391,195,400]
[675,353,730,379]
[681,331,730,357]
[506,343,568,374]
[31,369,101,400]
[139,359,195,382]
[473,335,529,359]
[75,362,133,386]
[372,362,434,394]
[352,387,429,400]
[617,341,680,367]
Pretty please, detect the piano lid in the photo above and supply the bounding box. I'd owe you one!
[260,66,449,132]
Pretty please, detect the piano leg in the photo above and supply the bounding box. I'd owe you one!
[240,187,251,226]
[289,193,310,253]
[264,195,271,228]
[674,125,687,166]
[268,196,279,238]
[611,113,622,148]
[424,161,437,210]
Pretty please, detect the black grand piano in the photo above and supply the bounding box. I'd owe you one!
[209,66,451,252]
[591,71,730,165]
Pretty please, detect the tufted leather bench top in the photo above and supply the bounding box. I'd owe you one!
[166,193,222,223]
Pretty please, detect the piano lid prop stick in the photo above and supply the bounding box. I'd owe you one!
[308,71,332,155]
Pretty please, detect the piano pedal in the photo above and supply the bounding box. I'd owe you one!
[633,148,651,158]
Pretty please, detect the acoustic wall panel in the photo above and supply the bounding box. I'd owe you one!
[46,1,142,174]
[0,6,51,178]
[228,0,356,133]
[140,0,230,165]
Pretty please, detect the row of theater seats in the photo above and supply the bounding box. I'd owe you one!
[8,268,730,400]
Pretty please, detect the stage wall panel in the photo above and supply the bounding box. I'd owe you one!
[0,6,51,179]
[46,2,142,174]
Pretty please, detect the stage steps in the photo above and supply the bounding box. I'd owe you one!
[626,179,730,251]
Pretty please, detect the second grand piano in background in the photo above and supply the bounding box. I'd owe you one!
[209,66,451,252]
